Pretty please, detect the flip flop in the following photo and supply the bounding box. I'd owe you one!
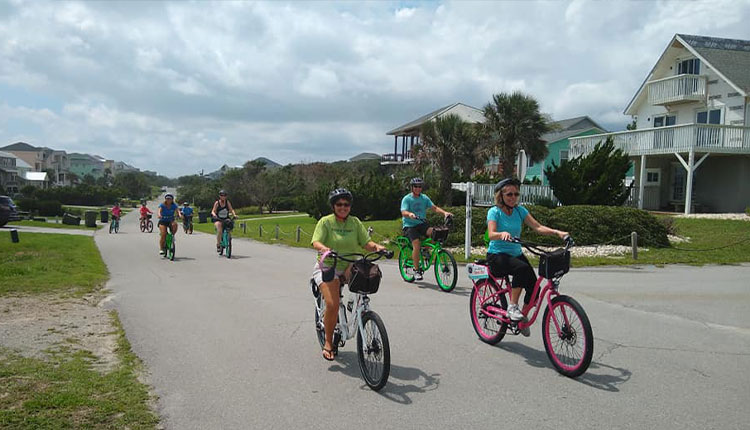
[322,348,335,361]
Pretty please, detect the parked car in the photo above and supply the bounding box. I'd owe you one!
[0,195,20,227]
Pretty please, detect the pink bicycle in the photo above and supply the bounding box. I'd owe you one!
[468,236,593,377]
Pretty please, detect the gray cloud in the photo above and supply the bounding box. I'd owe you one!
[1,0,749,176]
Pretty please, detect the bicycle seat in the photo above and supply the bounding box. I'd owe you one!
[474,259,487,265]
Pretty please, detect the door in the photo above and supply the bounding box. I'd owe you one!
[696,109,721,147]
[653,115,676,149]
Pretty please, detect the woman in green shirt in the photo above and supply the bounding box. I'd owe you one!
[311,188,387,361]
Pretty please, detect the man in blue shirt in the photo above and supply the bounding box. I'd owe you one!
[400,177,452,281]
[181,202,194,232]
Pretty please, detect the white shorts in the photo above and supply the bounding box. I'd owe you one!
[311,261,348,285]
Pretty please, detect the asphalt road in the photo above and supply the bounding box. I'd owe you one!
[95,207,750,430]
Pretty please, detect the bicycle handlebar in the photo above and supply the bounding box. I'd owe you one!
[511,235,575,252]
[319,249,394,268]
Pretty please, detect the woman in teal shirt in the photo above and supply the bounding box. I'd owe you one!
[486,178,568,327]
[311,188,387,361]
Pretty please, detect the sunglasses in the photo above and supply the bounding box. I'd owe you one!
[412,185,423,188]
[335,202,351,208]
[219,194,227,197]
[504,192,520,197]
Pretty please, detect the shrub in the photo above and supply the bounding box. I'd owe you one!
[236,206,262,216]
[426,206,488,247]
[746,207,750,217]
[37,200,63,216]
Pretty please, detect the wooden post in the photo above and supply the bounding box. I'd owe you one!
[465,183,473,260]
[638,155,646,210]
[259,224,262,237]
[631,231,638,260]
[394,135,397,160]
[241,222,246,234]
[275,225,279,240]
[296,226,301,242]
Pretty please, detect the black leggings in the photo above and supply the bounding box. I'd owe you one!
[487,253,537,304]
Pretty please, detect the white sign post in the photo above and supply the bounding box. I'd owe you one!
[451,181,474,260]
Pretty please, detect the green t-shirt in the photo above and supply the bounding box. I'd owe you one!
[311,214,370,270]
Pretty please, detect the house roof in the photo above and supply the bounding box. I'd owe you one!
[24,171,48,181]
[386,102,484,135]
[1,142,37,151]
[0,150,17,159]
[625,33,750,114]
[540,116,607,143]
[349,152,381,161]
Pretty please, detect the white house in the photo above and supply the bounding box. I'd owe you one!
[381,102,485,165]
[570,34,750,213]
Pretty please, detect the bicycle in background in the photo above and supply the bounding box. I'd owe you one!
[396,216,458,292]
[140,214,153,233]
[109,215,120,234]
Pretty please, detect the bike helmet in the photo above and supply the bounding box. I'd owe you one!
[410,177,425,187]
[219,190,227,196]
[328,188,353,206]
[494,178,521,193]
[183,202,189,206]
[164,193,174,200]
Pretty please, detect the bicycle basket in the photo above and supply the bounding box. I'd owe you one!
[348,260,382,294]
[223,219,235,230]
[538,248,570,279]
[431,226,450,242]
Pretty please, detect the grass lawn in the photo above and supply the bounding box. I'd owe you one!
[7,220,102,230]
[197,214,750,267]
[0,314,159,430]
[0,233,108,296]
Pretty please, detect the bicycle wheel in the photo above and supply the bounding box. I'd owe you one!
[114,221,119,233]
[434,250,458,292]
[147,220,153,233]
[109,222,114,234]
[398,247,415,283]
[314,295,326,349]
[542,295,593,378]
[140,221,146,232]
[469,279,508,344]
[357,311,390,391]
[225,233,232,259]
[167,234,176,261]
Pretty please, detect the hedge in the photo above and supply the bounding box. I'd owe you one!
[426,205,669,248]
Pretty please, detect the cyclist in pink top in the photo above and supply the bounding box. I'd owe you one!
[111,203,122,221]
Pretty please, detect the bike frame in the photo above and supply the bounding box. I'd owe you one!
[474,273,562,331]
[396,236,441,270]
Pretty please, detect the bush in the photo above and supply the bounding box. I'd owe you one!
[236,206,262,216]
[37,200,63,217]
[746,207,750,217]
[422,204,669,249]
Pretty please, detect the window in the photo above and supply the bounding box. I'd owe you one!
[559,150,569,163]
[678,58,701,75]
[645,168,661,187]
[696,109,721,124]
[653,115,676,127]
[527,157,534,168]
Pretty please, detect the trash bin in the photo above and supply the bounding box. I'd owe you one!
[84,211,97,228]
[62,213,81,226]
[198,211,208,224]
[100,210,109,224]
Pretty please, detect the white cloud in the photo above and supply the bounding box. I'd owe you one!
[0,0,749,176]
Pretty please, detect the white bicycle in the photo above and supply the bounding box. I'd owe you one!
[311,250,394,391]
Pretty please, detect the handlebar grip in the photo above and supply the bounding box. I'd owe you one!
[383,250,394,259]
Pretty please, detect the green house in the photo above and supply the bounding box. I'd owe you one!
[525,116,632,184]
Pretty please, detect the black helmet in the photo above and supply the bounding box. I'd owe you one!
[494,178,521,193]
[328,188,353,205]
[410,177,424,187]
[219,189,227,196]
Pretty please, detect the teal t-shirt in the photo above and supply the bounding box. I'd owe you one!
[487,205,529,257]
[311,214,370,270]
[401,193,434,228]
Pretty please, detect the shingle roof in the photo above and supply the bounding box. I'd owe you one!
[386,103,484,135]
[541,116,606,143]
[678,34,750,93]
[1,142,37,151]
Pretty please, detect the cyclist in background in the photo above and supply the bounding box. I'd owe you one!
[157,194,181,255]
[181,202,194,230]
[139,202,152,222]
[311,188,387,361]
[111,202,122,222]
[211,190,237,253]
[400,177,452,281]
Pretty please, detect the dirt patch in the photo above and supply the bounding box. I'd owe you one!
[0,293,119,373]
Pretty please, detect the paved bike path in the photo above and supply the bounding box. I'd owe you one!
[96,207,750,430]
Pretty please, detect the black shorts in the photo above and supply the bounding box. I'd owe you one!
[487,252,537,304]
[158,219,175,227]
[404,223,429,242]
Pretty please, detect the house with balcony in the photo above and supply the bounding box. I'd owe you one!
[381,102,485,165]
[0,151,22,195]
[0,142,71,186]
[69,153,105,179]
[569,34,750,213]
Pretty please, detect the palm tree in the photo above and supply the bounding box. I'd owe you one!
[482,91,551,179]
[415,113,472,205]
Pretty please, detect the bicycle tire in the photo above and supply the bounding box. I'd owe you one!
[147,220,153,233]
[357,311,390,391]
[542,295,593,378]
[114,221,119,233]
[140,221,146,232]
[169,239,176,261]
[226,233,232,259]
[109,222,114,234]
[314,295,326,349]
[434,250,458,292]
[469,279,508,344]
[398,247,415,283]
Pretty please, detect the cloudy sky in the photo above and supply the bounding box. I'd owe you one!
[1,0,749,177]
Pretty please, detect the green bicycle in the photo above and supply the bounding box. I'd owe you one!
[162,220,176,261]
[396,216,458,292]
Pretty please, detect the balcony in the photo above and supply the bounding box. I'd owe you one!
[647,74,706,106]
[380,152,414,165]
[569,124,750,158]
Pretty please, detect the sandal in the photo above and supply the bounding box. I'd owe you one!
[322,348,335,361]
